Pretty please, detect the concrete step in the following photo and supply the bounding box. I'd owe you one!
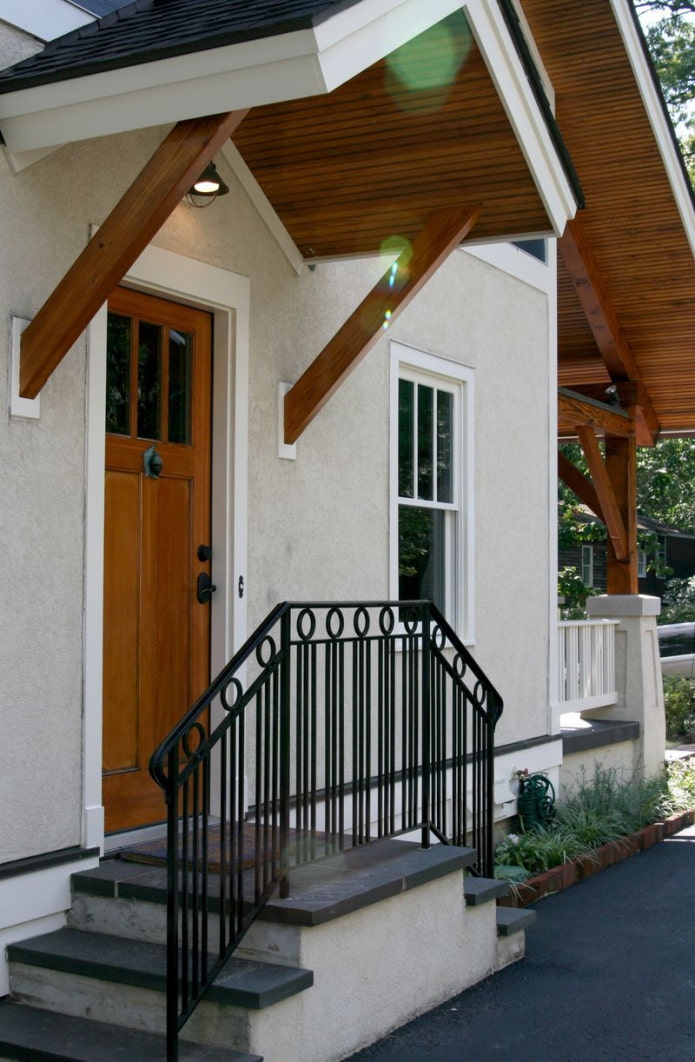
[496,906,537,937]
[464,877,510,906]
[0,999,261,1061]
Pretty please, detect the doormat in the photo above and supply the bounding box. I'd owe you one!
[120,822,337,874]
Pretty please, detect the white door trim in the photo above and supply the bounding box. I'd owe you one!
[83,243,250,852]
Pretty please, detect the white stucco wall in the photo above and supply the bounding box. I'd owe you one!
[0,101,553,864]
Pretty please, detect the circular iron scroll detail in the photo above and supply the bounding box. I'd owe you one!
[453,653,467,678]
[221,677,243,712]
[181,721,206,759]
[326,607,345,640]
[473,680,486,708]
[353,607,370,638]
[256,635,277,668]
[379,606,395,636]
[432,624,446,652]
[403,607,419,634]
[296,607,316,642]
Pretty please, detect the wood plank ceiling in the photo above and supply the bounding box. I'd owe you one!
[231,9,552,260]
[524,0,695,437]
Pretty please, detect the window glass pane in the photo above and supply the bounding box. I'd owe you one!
[398,379,414,498]
[437,390,453,503]
[417,383,433,500]
[137,320,162,440]
[398,505,446,612]
[168,328,192,444]
[105,312,131,435]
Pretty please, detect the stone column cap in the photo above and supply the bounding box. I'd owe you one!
[586,594,661,618]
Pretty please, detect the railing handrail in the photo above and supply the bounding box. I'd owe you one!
[149,600,502,1061]
[558,618,620,628]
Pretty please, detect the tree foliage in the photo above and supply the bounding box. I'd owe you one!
[636,2,695,181]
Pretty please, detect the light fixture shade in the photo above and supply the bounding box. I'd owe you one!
[186,162,230,205]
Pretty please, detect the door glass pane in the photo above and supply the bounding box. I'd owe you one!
[137,320,162,440]
[105,313,131,435]
[398,378,414,498]
[168,329,192,444]
[398,505,446,611]
[437,389,453,503]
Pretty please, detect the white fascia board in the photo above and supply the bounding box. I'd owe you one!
[609,0,695,257]
[0,31,327,166]
[1,0,94,42]
[466,0,578,236]
[314,0,463,92]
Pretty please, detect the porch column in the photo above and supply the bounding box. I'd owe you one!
[605,430,638,595]
[585,594,665,779]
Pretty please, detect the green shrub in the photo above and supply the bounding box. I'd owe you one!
[663,675,695,744]
[666,757,695,810]
[495,824,590,876]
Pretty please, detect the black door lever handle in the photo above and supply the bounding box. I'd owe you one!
[197,572,217,604]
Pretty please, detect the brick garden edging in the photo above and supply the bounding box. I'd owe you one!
[497,809,695,909]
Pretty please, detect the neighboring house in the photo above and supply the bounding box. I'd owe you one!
[0,1,693,1058]
[560,509,695,599]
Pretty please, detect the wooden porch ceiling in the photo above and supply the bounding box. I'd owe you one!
[230,10,553,260]
[524,0,695,439]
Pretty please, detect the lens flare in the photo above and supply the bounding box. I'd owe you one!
[385,22,469,113]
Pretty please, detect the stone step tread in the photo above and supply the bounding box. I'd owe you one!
[463,877,509,906]
[72,840,477,927]
[8,928,312,1009]
[496,906,537,937]
[0,1000,262,1061]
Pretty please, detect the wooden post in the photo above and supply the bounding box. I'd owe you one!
[605,432,638,594]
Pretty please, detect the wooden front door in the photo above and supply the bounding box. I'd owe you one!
[103,288,213,833]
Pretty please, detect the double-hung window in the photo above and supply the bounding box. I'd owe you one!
[391,343,473,638]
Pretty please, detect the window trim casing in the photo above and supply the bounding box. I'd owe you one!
[389,341,475,643]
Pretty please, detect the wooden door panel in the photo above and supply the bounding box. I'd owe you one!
[103,469,141,774]
[103,287,212,833]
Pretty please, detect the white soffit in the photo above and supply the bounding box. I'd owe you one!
[1,0,94,42]
[0,0,463,168]
[609,0,695,257]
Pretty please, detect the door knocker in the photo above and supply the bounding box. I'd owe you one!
[143,444,163,479]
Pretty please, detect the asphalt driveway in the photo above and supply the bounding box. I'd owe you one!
[348,826,695,1061]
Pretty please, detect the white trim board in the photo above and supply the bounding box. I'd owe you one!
[83,243,250,852]
[0,0,93,42]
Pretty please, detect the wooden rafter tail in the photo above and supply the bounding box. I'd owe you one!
[559,216,659,446]
[575,425,628,562]
[283,204,481,445]
[20,110,249,399]
[558,388,633,438]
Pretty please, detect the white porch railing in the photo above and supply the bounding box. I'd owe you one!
[558,619,619,711]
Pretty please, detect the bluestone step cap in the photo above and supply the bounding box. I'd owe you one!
[496,906,537,936]
[0,999,262,1061]
[8,927,312,1008]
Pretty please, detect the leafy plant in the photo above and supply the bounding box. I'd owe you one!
[663,675,695,742]
[666,757,695,809]
[558,566,592,619]
[660,576,695,624]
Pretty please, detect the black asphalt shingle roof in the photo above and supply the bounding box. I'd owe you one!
[0,0,364,94]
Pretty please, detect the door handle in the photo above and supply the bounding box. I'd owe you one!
[197,572,217,604]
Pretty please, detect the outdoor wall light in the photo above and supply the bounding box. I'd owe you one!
[185,162,230,207]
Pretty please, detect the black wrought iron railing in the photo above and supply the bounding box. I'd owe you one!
[149,600,503,1060]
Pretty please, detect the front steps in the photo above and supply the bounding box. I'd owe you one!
[0,840,534,1061]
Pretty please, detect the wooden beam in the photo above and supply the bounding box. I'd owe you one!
[605,433,638,594]
[559,216,659,446]
[558,388,633,437]
[576,425,628,562]
[20,111,248,398]
[558,451,602,520]
[283,204,480,445]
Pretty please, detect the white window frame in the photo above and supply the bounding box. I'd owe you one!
[581,544,594,587]
[637,549,647,579]
[389,341,474,643]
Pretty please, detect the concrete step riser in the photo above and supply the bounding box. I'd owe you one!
[10,962,256,1051]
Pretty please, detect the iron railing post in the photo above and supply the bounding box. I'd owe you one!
[166,748,179,1062]
[279,608,292,898]
[421,603,431,849]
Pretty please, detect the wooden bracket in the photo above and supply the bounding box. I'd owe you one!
[20,110,248,398]
[559,216,659,446]
[283,204,480,445]
[575,425,628,562]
